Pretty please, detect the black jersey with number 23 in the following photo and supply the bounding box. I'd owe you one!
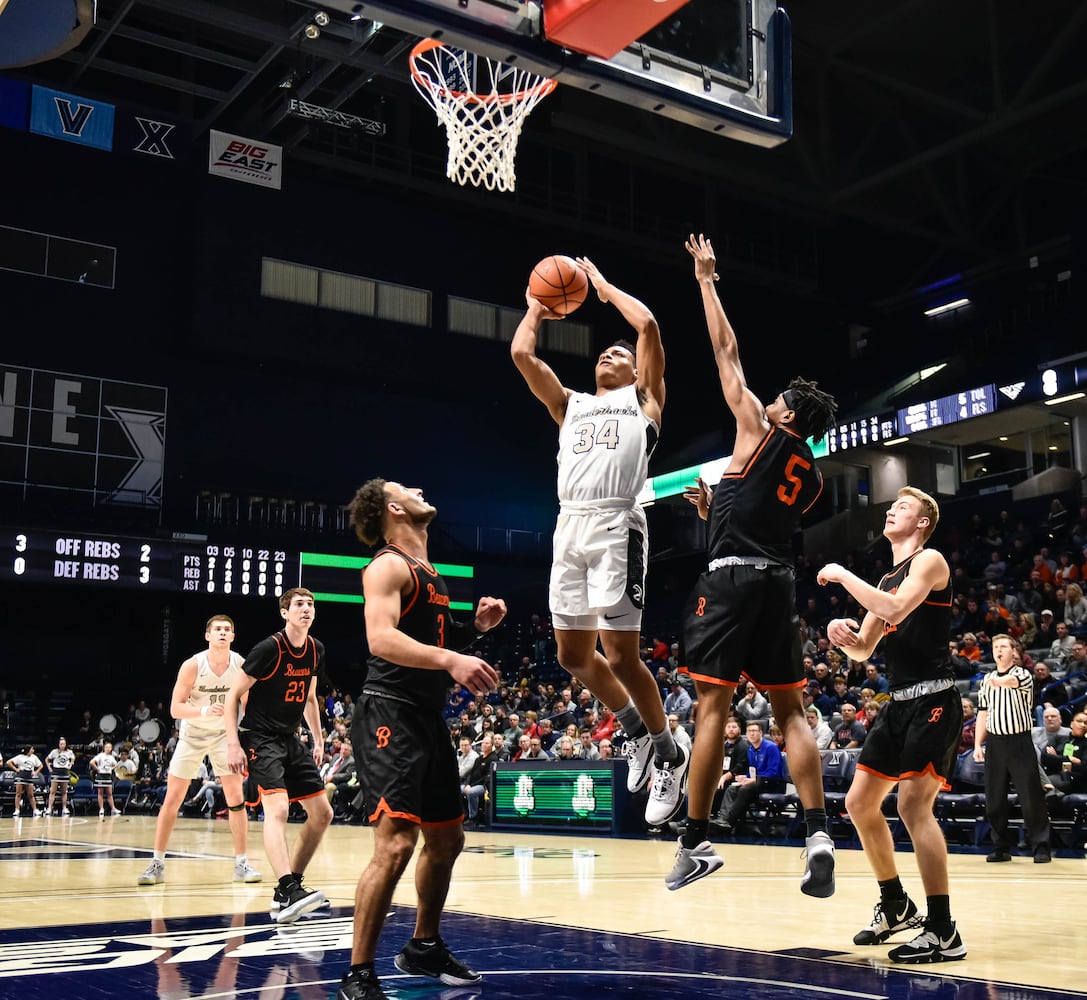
[240,631,325,736]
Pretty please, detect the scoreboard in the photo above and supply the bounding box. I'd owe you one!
[1,527,477,604]
[2,528,298,597]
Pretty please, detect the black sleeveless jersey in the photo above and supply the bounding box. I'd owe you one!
[240,630,325,736]
[707,425,822,567]
[878,551,954,689]
[364,544,457,716]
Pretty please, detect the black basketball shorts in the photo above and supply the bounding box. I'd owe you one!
[680,563,803,689]
[351,692,464,826]
[240,729,325,806]
[856,686,963,788]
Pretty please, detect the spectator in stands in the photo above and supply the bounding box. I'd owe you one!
[826,674,860,716]
[598,738,615,759]
[1031,707,1069,757]
[831,704,867,749]
[537,718,557,753]
[576,728,601,760]
[512,734,531,761]
[552,736,577,762]
[456,737,478,789]
[1015,612,1038,649]
[1049,621,1076,663]
[522,736,550,760]
[711,720,782,834]
[958,633,983,663]
[733,681,772,725]
[324,741,356,810]
[1032,661,1069,719]
[862,701,882,731]
[862,662,889,695]
[667,714,692,756]
[503,713,524,745]
[1032,553,1056,586]
[1045,498,1070,547]
[1043,711,1087,794]
[959,698,977,754]
[590,707,619,743]
[1065,639,1087,676]
[983,551,1007,586]
[1054,552,1079,586]
[462,734,496,826]
[805,706,833,750]
[960,599,986,635]
[1035,607,1059,646]
[491,732,511,762]
[1063,583,1087,635]
[767,723,786,752]
[664,681,693,723]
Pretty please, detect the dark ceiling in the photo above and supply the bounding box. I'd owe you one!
[9,0,1086,405]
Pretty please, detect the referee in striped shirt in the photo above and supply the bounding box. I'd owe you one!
[973,634,1052,863]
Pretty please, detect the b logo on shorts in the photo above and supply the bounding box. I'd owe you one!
[695,596,707,617]
[927,707,943,724]
[376,726,391,748]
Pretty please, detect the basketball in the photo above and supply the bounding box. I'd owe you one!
[529,255,589,316]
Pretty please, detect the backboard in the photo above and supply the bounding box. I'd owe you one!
[318,0,792,147]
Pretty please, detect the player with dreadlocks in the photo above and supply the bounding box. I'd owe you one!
[665,234,840,896]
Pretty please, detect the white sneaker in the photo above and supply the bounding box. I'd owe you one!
[645,746,689,826]
[622,733,654,793]
[137,859,166,885]
[99,809,105,817]
[234,860,263,883]
[665,838,724,890]
[111,808,121,816]
[800,831,836,897]
[33,810,41,818]
[61,809,70,817]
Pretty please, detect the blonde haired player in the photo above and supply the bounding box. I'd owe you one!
[137,615,261,885]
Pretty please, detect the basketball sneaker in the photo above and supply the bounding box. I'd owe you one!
[645,746,689,826]
[887,921,967,964]
[800,831,836,898]
[623,734,654,793]
[665,838,724,890]
[854,896,924,945]
[337,967,387,1000]
[137,859,166,885]
[270,879,327,923]
[61,808,70,817]
[111,808,121,816]
[233,860,263,883]
[394,936,481,986]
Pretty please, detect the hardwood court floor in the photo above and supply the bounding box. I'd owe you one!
[1,813,1083,999]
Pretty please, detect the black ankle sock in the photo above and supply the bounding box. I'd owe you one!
[278,874,296,891]
[878,877,905,901]
[927,895,952,928]
[682,819,709,850]
[804,808,828,837]
[349,962,375,978]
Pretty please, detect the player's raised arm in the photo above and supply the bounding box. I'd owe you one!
[577,256,665,412]
[686,233,765,437]
[511,290,573,426]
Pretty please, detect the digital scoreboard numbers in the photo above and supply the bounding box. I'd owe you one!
[5,530,172,588]
[178,544,298,597]
[897,384,996,434]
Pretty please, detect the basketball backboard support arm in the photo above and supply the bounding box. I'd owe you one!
[319,0,792,146]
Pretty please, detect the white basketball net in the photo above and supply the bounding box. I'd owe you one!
[410,40,556,193]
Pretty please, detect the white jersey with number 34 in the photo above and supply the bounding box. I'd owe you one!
[557,384,657,503]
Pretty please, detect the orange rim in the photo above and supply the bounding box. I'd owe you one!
[409,38,556,106]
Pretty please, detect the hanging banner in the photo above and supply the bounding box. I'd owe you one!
[207,129,282,190]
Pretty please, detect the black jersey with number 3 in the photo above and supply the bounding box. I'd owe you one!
[707,425,822,566]
[240,631,325,736]
[878,552,954,689]
[364,544,456,716]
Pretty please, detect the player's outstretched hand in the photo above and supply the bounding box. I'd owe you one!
[826,617,861,648]
[449,654,500,700]
[816,562,848,586]
[575,256,609,303]
[474,596,508,632]
[683,477,711,521]
[685,233,719,282]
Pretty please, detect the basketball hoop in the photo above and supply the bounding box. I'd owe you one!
[409,38,556,193]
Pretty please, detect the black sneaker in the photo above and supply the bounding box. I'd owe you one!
[888,921,967,964]
[271,880,327,924]
[337,968,386,1000]
[853,896,924,945]
[394,936,482,986]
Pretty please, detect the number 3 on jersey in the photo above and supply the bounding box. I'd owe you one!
[572,418,619,453]
[777,453,812,506]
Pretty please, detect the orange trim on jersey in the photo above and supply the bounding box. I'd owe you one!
[377,544,425,619]
[756,678,808,692]
[246,783,288,807]
[291,788,328,803]
[801,473,824,515]
[368,795,422,825]
[856,760,952,791]
[723,427,774,479]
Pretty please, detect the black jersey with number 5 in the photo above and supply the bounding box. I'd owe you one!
[240,631,325,735]
[364,544,456,715]
[707,425,823,567]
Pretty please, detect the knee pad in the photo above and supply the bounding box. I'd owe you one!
[228,801,246,812]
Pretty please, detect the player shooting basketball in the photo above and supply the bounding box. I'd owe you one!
[511,255,688,827]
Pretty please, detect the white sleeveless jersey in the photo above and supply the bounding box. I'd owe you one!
[180,650,244,740]
[557,383,658,503]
